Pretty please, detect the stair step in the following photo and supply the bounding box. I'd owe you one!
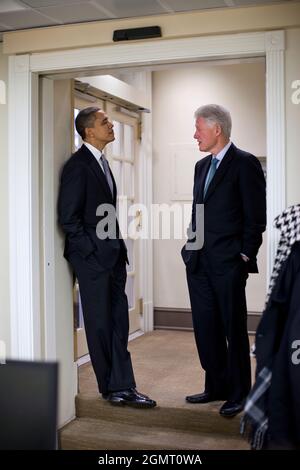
[76,393,242,436]
[60,417,248,450]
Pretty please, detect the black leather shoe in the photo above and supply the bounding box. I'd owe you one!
[102,392,110,400]
[219,400,244,417]
[186,392,226,404]
[132,388,150,400]
[108,388,156,408]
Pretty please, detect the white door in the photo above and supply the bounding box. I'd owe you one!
[41,78,77,424]
[105,103,142,334]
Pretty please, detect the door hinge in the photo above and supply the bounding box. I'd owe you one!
[137,121,142,140]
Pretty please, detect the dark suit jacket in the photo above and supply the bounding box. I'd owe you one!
[182,143,266,274]
[254,242,300,447]
[58,144,127,270]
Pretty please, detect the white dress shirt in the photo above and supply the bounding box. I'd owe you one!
[212,140,232,168]
[83,142,105,173]
[203,141,232,192]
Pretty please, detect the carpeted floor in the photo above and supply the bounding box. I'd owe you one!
[60,330,254,450]
[79,329,255,407]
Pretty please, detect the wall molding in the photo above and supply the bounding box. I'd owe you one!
[29,32,267,74]
[8,54,41,359]
[137,72,154,333]
[41,78,56,360]
[265,30,286,279]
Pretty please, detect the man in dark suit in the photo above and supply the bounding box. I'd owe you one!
[58,107,156,408]
[182,104,266,417]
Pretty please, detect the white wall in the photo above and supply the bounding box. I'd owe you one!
[0,44,10,355]
[153,61,267,312]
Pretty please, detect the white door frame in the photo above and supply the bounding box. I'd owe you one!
[8,30,285,360]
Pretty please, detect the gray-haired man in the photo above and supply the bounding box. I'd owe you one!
[182,104,266,417]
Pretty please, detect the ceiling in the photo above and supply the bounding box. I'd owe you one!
[0,0,296,41]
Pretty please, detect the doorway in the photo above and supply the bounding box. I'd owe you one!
[8,30,286,426]
[151,59,268,330]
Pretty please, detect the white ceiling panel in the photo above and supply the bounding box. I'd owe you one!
[22,0,89,7]
[0,0,28,13]
[162,0,227,11]
[0,25,11,32]
[37,3,109,22]
[0,0,298,37]
[93,0,168,18]
[232,0,292,4]
[0,9,57,28]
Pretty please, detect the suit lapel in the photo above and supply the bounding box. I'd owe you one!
[195,157,211,203]
[80,145,114,203]
[203,143,235,202]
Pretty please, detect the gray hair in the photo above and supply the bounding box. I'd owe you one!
[194,104,232,139]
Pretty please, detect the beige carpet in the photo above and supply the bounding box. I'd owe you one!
[59,330,254,450]
[79,330,255,407]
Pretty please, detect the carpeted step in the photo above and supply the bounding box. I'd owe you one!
[76,393,243,437]
[73,331,254,450]
[60,417,248,450]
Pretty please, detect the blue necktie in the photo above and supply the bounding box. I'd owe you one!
[203,157,218,198]
[100,155,114,196]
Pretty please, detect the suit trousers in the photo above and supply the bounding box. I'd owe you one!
[187,256,251,402]
[69,251,136,395]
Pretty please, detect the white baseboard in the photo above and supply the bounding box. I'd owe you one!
[76,354,91,367]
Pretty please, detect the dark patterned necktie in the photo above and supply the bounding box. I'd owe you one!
[100,155,114,196]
